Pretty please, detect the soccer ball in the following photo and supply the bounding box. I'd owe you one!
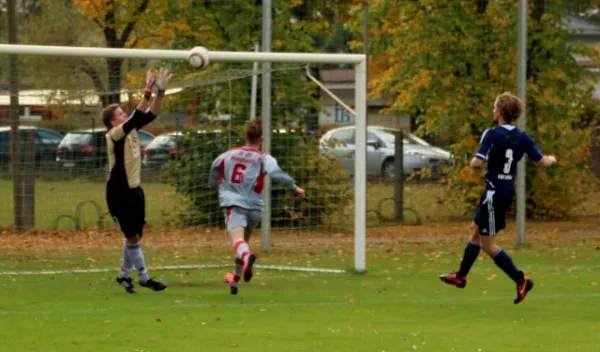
[188,46,209,69]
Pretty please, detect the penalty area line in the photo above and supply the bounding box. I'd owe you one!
[0,264,346,276]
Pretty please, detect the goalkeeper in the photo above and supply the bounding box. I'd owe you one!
[102,68,172,294]
[209,120,306,295]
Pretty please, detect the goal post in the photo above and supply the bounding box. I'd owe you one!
[0,44,368,273]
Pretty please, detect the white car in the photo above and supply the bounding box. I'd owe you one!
[319,126,452,179]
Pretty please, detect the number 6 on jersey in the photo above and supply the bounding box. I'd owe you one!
[231,163,246,184]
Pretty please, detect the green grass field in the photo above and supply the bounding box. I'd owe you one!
[1,177,599,351]
[0,178,457,230]
[0,179,178,229]
[1,230,599,352]
[1,177,596,230]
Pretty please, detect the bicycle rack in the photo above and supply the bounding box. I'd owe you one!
[52,200,111,231]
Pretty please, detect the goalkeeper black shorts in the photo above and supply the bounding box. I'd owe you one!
[106,184,146,238]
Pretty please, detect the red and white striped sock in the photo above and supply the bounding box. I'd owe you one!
[233,240,250,262]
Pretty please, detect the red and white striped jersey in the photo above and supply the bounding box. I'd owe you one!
[209,146,297,210]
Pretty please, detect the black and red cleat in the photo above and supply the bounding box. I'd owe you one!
[439,272,467,288]
[514,277,534,304]
[242,253,257,283]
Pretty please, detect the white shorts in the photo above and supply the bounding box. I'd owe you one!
[224,206,262,236]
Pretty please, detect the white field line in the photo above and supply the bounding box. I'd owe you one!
[0,264,346,276]
[1,262,598,277]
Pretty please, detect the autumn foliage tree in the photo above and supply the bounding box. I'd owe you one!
[72,0,153,105]
[69,0,354,107]
[349,0,599,219]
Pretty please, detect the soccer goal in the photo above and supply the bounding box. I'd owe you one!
[0,44,368,273]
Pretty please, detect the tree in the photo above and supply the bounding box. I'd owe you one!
[348,0,599,219]
[69,0,354,111]
[16,1,98,88]
[73,0,151,106]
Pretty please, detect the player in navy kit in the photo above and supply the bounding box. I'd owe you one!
[440,92,557,304]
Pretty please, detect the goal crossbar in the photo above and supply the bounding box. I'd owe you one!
[0,44,364,64]
[0,44,367,273]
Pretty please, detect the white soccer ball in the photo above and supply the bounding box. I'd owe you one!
[188,46,209,69]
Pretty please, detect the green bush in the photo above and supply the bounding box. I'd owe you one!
[166,128,352,228]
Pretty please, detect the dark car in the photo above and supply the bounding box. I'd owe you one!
[0,126,63,171]
[143,130,229,170]
[56,127,154,170]
[142,132,184,169]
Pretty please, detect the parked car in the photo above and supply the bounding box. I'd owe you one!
[319,126,452,179]
[143,130,227,169]
[56,127,154,170]
[142,132,184,169]
[0,126,63,170]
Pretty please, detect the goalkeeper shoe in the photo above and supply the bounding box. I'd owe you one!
[224,272,239,295]
[139,278,167,291]
[440,272,467,288]
[514,277,534,304]
[116,276,136,294]
[242,253,257,283]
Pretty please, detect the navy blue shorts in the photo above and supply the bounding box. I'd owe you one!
[473,190,512,236]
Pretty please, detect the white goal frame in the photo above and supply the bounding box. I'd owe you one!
[0,44,368,273]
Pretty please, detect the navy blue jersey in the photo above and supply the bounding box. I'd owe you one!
[475,125,543,196]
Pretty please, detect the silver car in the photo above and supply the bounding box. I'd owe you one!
[319,126,452,179]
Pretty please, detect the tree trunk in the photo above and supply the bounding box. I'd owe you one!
[476,0,490,14]
[106,58,123,105]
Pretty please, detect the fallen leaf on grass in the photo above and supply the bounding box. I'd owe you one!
[486,273,497,281]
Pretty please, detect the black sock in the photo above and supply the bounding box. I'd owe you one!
[457,242,480,278]
[492,249,524,284]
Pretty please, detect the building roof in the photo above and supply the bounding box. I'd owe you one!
[0,88,181,107]
[321,69,355,83]
[566,15,600,37]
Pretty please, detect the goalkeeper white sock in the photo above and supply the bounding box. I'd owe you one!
[119,244,133,279]
[233,240,250,261]
[126,243,150,282]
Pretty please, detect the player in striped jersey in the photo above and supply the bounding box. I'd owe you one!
[209,120,305,294]
[440,92,557,304]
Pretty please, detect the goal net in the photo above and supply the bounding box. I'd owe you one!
[0,44,367,273]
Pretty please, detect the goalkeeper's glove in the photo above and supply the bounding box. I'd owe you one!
[144,70,156,100]
[155,67,173,97]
